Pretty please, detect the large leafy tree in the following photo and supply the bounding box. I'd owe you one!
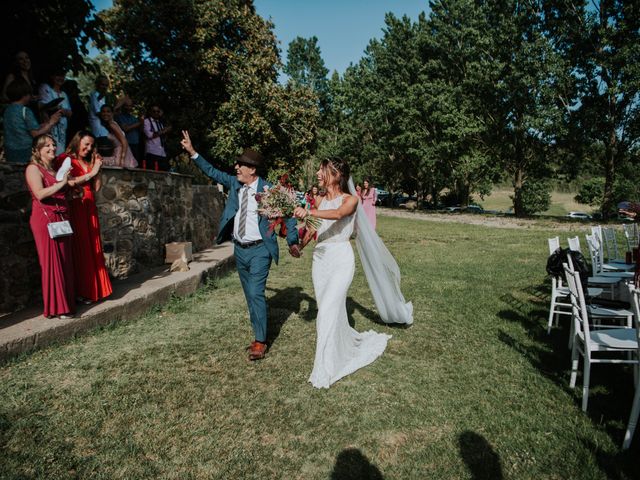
[1,0,107,78]
[547,0,640,218]
[480,0,567,216]
[104,0,318,173]
[418,0,499,206]
[284,36,330,112]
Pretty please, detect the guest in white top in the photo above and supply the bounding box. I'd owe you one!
[88,75,111,138]
[39,70,72,155]
[143,104,172,171]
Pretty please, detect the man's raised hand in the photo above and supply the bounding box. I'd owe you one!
[181,130,196,157]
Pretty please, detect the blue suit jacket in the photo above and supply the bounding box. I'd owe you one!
[193,154,299,264]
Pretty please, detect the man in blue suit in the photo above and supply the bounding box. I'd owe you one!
[181,131,300,360]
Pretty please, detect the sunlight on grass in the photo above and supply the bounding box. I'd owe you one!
[0,217,638,479]
[479,187,593,216]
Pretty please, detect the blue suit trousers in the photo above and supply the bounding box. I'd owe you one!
[234,243,272,343]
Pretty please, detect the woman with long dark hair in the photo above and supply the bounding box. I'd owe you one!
[360,177,378,229]
[61,130,112,304]
[294,158,392,388]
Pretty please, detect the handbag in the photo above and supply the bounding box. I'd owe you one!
[40,204,74,239]
[47,219,73,239]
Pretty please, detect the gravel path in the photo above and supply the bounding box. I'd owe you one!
[378,208,591,231]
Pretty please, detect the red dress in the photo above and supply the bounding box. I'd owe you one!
[28,165,76,317]
[62,155,113,301]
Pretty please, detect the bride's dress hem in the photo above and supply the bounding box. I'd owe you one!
[308,330,392,389]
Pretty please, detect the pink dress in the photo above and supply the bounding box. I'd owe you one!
[360,188,378,229]
[28,165,76,317]
[101,122,138,168]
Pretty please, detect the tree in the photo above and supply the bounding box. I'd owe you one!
[284,36,330,112]
[550,0,640,218]
[0,0,107,78]
[104,0,318,173]
[480,0,567,216]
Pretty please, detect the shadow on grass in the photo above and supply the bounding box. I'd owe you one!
[267,286,315,346]
[498,286,640,475]
[458,431,503,480]
[578,437,640,480]
[331,448,384,479]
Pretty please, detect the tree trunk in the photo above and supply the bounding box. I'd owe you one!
[513,166,525,217]
[600,128,617,221]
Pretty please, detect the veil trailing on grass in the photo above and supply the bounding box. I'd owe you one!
[348,178,413,325]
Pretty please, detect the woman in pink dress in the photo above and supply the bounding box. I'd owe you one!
[359,178,378,229]
[98,104,138,168]
[25,134,76,318]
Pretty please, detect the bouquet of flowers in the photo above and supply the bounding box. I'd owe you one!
[256,174,322,237]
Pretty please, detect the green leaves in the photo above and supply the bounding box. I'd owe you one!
[104,0,318,177]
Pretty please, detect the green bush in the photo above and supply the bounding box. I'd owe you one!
[517,179,551,216]
[575,178,603,206]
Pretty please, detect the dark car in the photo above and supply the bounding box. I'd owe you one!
[464,205,484,214]
[375,188,389,206]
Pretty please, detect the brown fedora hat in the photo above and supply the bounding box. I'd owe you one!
[236,148,264,168]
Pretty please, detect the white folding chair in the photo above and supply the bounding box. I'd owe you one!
[623,223,639,253]
[568,236,581,253]
[623,285,640,449]
[590,229,634,272]
[564,264,638,412]
[585,234,635,279]
[602,227,621,262]
[577,235,624,299]
[547,237,572,333]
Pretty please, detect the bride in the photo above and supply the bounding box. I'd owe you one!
[294,157,410,389]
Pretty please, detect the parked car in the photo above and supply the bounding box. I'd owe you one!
[444,206,461,212]
[566,211,592,220]
[375,188,389,206]
[464,205,484,214]
[393,195,417,207]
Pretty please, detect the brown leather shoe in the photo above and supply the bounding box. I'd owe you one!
[249,341,267,361]
[246,340,258,351]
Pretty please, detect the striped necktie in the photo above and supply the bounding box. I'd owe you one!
[238,186,249,239]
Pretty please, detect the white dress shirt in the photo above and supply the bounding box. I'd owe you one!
[233,178,262,243]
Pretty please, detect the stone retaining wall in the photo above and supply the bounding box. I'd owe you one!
[0,163,224,315]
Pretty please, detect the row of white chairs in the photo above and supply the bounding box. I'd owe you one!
[563,258,639,450]
[547,224,640,449]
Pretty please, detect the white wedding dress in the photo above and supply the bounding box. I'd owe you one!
[309,195,392,389]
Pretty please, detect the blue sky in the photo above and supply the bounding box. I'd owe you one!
[91,0,430,74]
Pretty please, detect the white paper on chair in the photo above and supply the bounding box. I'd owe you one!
[55,156,72,181]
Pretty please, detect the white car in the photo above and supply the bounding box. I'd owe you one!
[566,211,592,220]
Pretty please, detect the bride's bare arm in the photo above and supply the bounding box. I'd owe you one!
[307,195,358,220]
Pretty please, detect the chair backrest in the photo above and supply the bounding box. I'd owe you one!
[585,233,603,276]
[548,236,560,255]
[602,227,620,260]
[627,285,640,360]
[591,225,603,245]
[568,236,581,252]
[564,262,592,350]
[623,223,640,252]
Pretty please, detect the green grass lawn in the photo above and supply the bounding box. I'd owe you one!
[1,217,638,479]
[480,187,592,217]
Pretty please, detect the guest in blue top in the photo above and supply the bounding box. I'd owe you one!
[3,79,61,164]
[115,97,143,162]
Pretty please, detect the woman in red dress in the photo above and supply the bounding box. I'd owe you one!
[61,130,112,303]
[25,134,76,318]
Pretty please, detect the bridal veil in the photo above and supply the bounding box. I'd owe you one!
[348,178,413,325]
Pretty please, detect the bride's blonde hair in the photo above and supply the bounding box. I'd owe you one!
[320,157,350,193]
